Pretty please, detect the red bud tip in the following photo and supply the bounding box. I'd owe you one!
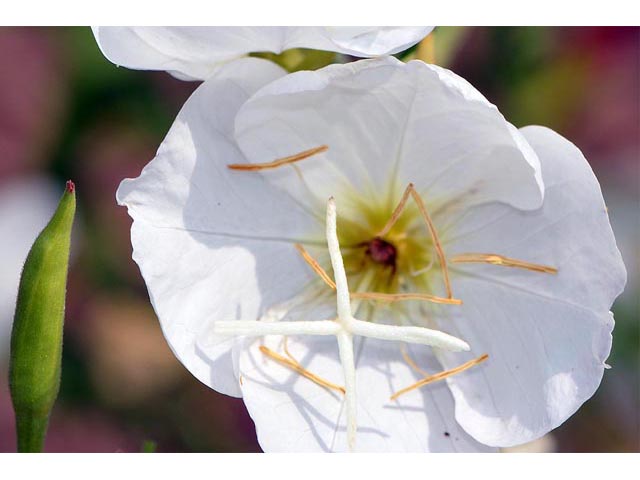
[66,180,75,193]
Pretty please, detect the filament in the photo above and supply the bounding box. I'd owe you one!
[400,344,428,376]
[390,354,489,401]
[295,243,336,289]
[378,183,413,238]
[377,183,453,299]
[259,345,345,395]
[228,145,328,171]
[294,244,460,305]
[451,253,558,274]
[350,291,461,305]
[409,185,453,299]
[282,336,296,363]
[410,254,435,277]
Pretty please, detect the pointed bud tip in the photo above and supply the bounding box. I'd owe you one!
[65,180,75,194]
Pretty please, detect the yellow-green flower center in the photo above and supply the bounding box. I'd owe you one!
[336,187,439,299]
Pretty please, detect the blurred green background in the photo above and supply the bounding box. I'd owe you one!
[0,26,638,452]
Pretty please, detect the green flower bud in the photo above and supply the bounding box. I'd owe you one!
[9,180,76,453]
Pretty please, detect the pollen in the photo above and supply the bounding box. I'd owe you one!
[227,145,328,171]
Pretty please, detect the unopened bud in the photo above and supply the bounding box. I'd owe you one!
[9,180,76,452]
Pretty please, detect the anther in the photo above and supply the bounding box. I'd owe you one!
[450,253,558,274]
[259,345,346,395]
[390,354,489,401]
[228,145,329,171]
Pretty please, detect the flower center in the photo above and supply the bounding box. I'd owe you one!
[334,183,446,306]
[366,237,397,269]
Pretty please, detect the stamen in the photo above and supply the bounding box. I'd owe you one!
[295,243,461,305]
[350,291,462,305]
[377,184,453,299]
[390,354,489,401]
[295,243,336,289]
[410,255,435,277]
[282,336,346,394]
[451,253,558,274]
[282,336,296,362]
[378,183,413,238]
[227,145,329,171]
[400,344,428,376]
[259,346,346,395]
[409,185,453,299]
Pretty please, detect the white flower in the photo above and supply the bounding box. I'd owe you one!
[92,26,432,80]
[117,57,626,452]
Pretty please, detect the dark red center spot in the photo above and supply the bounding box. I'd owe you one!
[366,237,397,268]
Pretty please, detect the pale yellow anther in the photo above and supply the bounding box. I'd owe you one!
[450,253,558,274]
[228,145,329,171]
[390,354,489,401]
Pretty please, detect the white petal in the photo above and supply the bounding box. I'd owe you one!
[234,57,543,221]
[92,27,431,81]
[239,335,494,452]
[117,57,316,240]
[92,27,284,80]
[440,126,626,446]
[288,27,433,57]
[130,220,324,397]
[117,58,323,396]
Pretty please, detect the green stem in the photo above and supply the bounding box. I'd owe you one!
[15,413,49,453]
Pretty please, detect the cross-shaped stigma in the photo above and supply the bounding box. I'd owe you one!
[210,197,470,451]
